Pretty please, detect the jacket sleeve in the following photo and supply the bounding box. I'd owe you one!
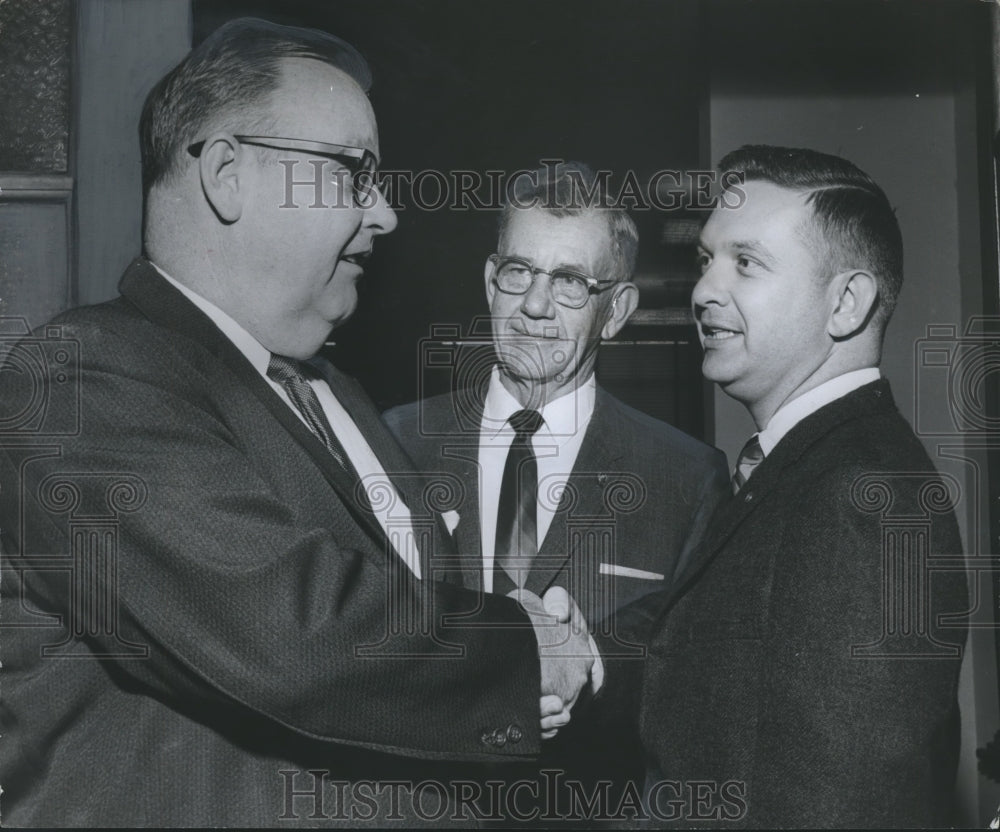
[0,322,542,761]
[672,446,730,583]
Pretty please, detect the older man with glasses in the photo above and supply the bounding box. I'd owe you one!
[385,161,728,812]
[0,19,600,828]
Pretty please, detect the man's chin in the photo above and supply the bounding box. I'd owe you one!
[321,297,357,331]
[495,348,565,384]
[497,367,572,410]
[701,354,743,385]
[282,319,345,358]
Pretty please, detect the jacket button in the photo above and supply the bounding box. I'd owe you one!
[480,729,494,746]
[506,724,523,743]
[492,729,507,747]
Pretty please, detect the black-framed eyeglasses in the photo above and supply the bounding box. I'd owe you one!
[187,135,379,205]
[489,255,618,309]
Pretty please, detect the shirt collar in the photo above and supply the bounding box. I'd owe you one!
[757,367,881,456]
[152,262,272,375]
[482,365,596,443]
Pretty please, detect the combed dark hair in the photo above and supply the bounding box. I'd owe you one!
[139,17,371,197]
[718,145,903,330]
[498,161,639,283]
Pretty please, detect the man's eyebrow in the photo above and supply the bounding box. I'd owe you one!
[553,261,592,274]
[503,253,592,273]
[729,239,766,252]
[728,239,776,264]
[696,237,772,257]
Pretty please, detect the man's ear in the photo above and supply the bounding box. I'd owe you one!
[601,283,639,340]
[484,257,498,306]
[198,133,245,223]
[828,269,878,338]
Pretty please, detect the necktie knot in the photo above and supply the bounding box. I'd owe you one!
[733,434,764,493]
[267,353,309,386]
[266,352,347,469]
[509,409,543,438]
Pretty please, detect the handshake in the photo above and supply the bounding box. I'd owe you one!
[508,587,599,741]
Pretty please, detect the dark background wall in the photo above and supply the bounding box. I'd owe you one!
[195,0,710,433]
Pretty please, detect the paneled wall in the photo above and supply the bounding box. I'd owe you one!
[0,0,73,331]
[0,0,191,329]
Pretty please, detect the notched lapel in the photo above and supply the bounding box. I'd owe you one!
[120,261,392,553]
[439,436,485,592]
[668,446,784,599]
[258,364,390,548]
[309,356,445,561]
[667,381,894,606]
[422,389,486,592]
[527,394,626,597]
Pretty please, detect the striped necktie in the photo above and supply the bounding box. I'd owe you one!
[267,354,351,471]
[732,434,764,494]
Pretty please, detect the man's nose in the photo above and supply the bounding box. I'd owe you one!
[520,272,557,318]
[691,263,726,310]
[362,183,398,235]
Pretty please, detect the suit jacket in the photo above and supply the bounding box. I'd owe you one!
[384,383,729,813]
[0,259,543,827]
[384,385,728,624]
[636,380,968,828]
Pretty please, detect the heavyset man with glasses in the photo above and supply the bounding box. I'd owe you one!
[385,162,729,804]
[0,19,600,827]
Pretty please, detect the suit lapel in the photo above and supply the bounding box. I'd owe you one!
[525,388,622,597]
[665,380,896,607]
[311,356,411,487]
[448,451,484,591]
[309,356,427,552]
[118,259,388,550]
[433,389,486,591]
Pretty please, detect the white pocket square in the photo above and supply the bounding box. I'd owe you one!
[598,563,664,581]
[441,510,460,535]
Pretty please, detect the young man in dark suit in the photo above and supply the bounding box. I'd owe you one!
[385,162,729,813]
[637,146,968,827]
[0,19,595,827]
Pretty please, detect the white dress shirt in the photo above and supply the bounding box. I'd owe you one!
[478,365,596,592]
[154,264,421,578]
[755,368,882,459]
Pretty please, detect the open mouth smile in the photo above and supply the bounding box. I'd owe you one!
[701,323,742,341]
[342,250,371,267]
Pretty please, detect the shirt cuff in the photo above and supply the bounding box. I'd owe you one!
[588,633,604,693]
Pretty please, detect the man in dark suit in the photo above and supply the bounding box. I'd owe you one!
[0,19,595,827]
[635,146,968,827]
[385,162,729,812]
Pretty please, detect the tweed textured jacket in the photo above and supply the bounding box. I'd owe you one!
[0,259,544,827]
[638,380,968,828]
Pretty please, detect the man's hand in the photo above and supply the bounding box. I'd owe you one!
[540,694,570,740]
[511,586,594,736]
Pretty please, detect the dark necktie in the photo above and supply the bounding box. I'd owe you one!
[493,409,544,593]
[267,353,352,471]
[732,434,764,494]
